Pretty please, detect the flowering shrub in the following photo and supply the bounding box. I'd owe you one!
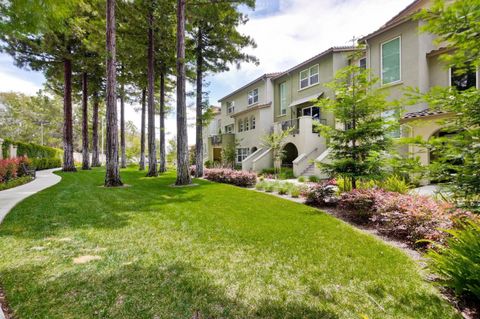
[204,168,257,187]
[0,156,32,183]
[0,158,18,183]
[338,189,479,247]
[305,179,339,206]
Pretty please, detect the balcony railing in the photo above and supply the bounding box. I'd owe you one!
[312,118,327,133]
[211,135,222,144]
[281,118,300,134]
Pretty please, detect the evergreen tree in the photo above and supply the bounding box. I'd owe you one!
[175,0,190,185]
[188,1,257,177]
[104,0,123,186]
[316,64,395,189]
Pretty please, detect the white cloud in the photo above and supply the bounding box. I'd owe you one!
[1,0,414,146]
[208,0,413,103]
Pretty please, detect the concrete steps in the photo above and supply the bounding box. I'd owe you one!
[300,163,316,177]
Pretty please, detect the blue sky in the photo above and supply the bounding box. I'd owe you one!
[0,0,412,144]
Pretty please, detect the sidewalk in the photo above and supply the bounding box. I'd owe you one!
[0,168,62,223]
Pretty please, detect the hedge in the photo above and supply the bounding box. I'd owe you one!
[1,139,62,159]
[31,158,62,170]
[1,139,62,170]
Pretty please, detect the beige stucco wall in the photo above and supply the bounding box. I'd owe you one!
[403,115,451,166]
[366,19,439,113]
[273,54,335,123]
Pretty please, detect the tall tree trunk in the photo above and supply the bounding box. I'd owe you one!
[146,6,158,177]
[139,88,146,170]
[91,90,101,167]
[159,71,166,173]
[62,57,76,172]
[120,81,126,168]
[175,0,190,185]
[104,0,123,186]
[81,71,90,170]
[195,28,204,177]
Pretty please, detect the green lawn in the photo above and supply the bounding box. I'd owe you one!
[0,167,458,318]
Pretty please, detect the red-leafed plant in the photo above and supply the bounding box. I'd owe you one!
[204,168,257,187]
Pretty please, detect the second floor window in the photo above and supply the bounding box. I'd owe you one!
[299,64,319,89]
[226,101,235,114]
[381,36,401,85]
[244,117,249,131]
[279,82,287,115]
[450,66,477,91]
[251,116,256,129]
[359,57,367,69]
[225,124,234,134]
[248,89,258,105]
[239,119,244,132]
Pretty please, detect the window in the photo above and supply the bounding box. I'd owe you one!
[244,117,249,131]
[248,89,259,105]
[238,119,244,132]
[279,82,287,115]
[450,66,477,91]
[382,110,401,138]
[299,64,319,89]
[251,116,256,129]
[226,101,235,114]
[236,148,249,163]
[359,57,367,69]
[225,124,234,134]
[381,37,401,85]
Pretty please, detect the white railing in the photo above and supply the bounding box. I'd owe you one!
[293,147,321,177]
[242,148,264,172]
[252,148,273,172]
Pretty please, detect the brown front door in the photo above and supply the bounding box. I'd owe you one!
[213,148,222,162]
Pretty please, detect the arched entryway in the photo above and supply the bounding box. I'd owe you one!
[429,128,460,164]
[282,143,298,167]
[251,146,258,154]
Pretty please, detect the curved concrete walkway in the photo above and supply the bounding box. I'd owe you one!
[0,168,62,223]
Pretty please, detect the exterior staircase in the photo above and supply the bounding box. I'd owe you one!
[300,163,316,177]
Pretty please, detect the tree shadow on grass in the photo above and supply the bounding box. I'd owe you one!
[1,261,339,319]
[0,170,209,240]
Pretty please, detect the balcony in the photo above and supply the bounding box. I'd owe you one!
[210,135,222,145]
[276,117,327,135]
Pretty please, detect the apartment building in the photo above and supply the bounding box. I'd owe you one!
[204,0,477,177]
[204,47,360,176]
[359,0,478,167]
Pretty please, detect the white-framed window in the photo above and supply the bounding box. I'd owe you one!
[359,57,367,69]
[244,117,249,131]
[251,116,256,129]
[236,148,249,163]
[381,36,401,85]
[279,82,287,115]
[382,110,401,138]
[225,124,234,134]
[226,101,235,114]
[238,119,244,132]
[299,64,319,89]
[248,88,259,105]
[449,66,478,91]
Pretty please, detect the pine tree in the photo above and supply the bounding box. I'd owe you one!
[316,63,395,189]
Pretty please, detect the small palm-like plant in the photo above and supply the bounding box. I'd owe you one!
[261,128,293,178]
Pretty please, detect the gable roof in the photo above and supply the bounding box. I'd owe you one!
[218,73,281,102]
[272,46,359,80]
[359,0,428,42]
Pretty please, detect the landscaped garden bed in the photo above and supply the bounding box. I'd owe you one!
[0,168,462,318]
[0,157,34,191]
